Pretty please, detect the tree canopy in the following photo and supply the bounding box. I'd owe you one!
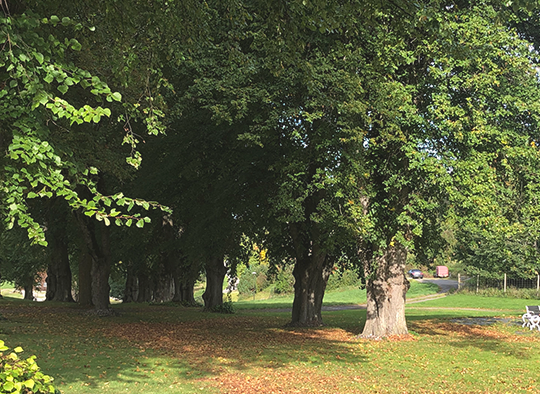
[3,0,540,334]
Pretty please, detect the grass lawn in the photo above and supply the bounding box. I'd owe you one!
[233,279,440,310]
[1,288,539,393]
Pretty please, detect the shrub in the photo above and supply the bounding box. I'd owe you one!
[237,265,268,295]
[326,269,361,291]
[208,301,235,314]
[273,266,295,294]
[0,340,58,394]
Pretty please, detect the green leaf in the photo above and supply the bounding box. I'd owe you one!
[23,379,35,389]
[136,219,144,228]
[34,52,44,64]
[57,84,68,94]
[111,92,122,102]
[70,39,82,51]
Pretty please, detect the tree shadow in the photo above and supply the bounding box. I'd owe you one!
[1,303,371,392]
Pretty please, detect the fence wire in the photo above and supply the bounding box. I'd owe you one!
[467,276,540,291]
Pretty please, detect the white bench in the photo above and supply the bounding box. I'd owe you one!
[522,306,540,330]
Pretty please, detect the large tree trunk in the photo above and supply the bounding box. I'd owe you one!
[76,211,113,314]
[361,242,410,338]
[289,253,331,327]
[153,273,174,303]
[288,214,331,327]
[202,255,227,310]
[78,251,93,307]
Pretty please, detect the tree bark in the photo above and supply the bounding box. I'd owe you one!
[173,276,196,304]
[361,242,410,338]
[202,255,227,310]
[122,264,138,303]
[153,273,174,303]
[136,273,153,302]
[23,276,34,301]
[289,253,331,327]
[78,251,93,307]
[91,223,112,312]
[76,211,113,313]
[288,212,331,327]
[45,228,74,302]
[45,198,74,302]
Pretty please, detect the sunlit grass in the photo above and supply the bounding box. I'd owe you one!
[234,280,440,310]
[1,293,539,394]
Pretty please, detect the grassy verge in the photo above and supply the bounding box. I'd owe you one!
[1,291,538,393]
[234,279,439,310]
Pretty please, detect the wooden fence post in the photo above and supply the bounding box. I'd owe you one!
[458,273,461,290]
[476,275,479,294]
[504,273,507,293]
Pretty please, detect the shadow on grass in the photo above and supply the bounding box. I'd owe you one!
[0,301,370,391]
[1,296,536,393]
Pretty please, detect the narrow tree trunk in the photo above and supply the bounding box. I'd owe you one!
[122,265,138,303]
[45,198,74,302]
[45,270,57,301]
[136,273,153,303]
[23,276,34,301]
[91,223,112,312]
[45,232,73,302]
[202,256,227,310]
[289,253,331,327]
[361,242,410,338]
[173,276,196,304]
[78,251,93,307]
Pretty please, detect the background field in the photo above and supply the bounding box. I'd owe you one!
[1,282,539,394]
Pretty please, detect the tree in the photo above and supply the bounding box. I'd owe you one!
[348,4,538,337]
[1,1,175,312]
[164,0,540,334]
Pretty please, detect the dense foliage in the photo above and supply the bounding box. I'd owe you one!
[0,340,57,394]
[3,0,540,334]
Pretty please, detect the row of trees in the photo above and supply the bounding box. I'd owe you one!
[2,0,540,337]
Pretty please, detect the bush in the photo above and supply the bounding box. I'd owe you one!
[326,269,361,291]
[0,340,59,394]
[237,265,268,295]
[273,266,295,294]
[208,301,235,314]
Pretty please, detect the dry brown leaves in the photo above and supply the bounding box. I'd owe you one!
[93,315,538,393]
[409,320,540,342]
[96,317,361,393]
